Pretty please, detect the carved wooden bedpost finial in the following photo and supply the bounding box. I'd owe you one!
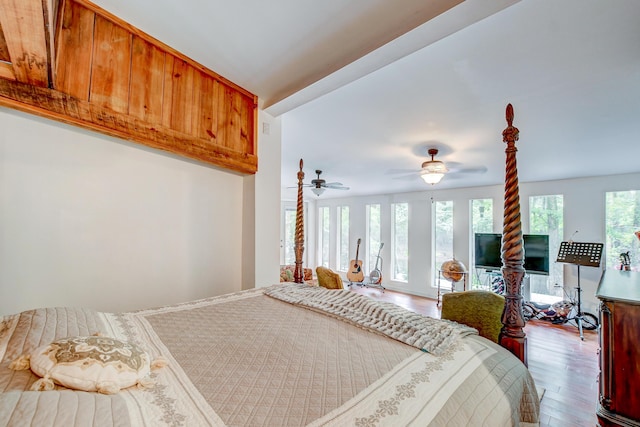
[505,103,514,127]
[499,103,528,365]
[294,159,305,283]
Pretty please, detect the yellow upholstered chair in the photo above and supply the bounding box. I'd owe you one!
[316,267,344,290]
[441,290,505,343]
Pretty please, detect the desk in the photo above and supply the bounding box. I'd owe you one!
[437,269,469,307]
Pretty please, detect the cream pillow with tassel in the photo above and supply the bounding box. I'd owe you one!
[10,335,166,394]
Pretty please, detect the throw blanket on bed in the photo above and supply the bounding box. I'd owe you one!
[264,284,477,355]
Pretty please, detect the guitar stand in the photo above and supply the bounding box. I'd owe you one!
[365,281,385,291]
[364,274,385,291]
[348,279,385,291]
[556,241,603,340]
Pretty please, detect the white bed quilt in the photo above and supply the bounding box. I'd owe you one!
[0,285,539,426]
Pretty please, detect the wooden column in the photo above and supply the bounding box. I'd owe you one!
[294,159,305,283]
[498,103,528,365]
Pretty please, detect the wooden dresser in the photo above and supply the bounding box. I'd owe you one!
[596,269,640,427]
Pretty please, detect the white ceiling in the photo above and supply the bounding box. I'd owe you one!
[93,0,640,199]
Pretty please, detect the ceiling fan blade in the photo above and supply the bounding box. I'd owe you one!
[325,184,349,190]
[385,168,421,175]
[448,166,488,174]
[392,174,421,181]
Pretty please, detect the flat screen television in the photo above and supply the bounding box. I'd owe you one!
[474,233,550,275]
[474,233,502,271]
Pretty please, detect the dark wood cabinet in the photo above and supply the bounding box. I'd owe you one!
[596,270,640,427]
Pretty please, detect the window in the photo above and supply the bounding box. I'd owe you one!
[281,202,308,265]
[318,206,330,268]
[366,204,381,274]
[337,206,350,271]
[282,207,297,265]
[470,199,493,288]
[471,199,493,235]
[529,194,564,302]
[433,200,453,286]
[391,203,408,281]
[605,190,640,271]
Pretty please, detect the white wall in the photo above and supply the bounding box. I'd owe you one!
[0,107,281,315]
[245,110,282,289]
[310,172,640,314]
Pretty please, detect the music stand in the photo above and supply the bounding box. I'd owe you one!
[556,241,603,340]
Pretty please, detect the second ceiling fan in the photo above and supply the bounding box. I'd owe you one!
[307,169,349,196]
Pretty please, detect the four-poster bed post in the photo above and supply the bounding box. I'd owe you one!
[294,159,305,284]
[499,103,528,365]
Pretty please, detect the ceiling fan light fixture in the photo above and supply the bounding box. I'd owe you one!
[420,148,448,185]
[420,171,445,184]
[311,187,325,196]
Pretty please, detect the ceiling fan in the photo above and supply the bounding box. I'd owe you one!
[305,169,350,196]
[389,147,487,184]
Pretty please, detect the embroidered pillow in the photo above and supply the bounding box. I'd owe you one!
[11,336,153,394]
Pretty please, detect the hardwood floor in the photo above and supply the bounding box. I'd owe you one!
[349,286,600,427]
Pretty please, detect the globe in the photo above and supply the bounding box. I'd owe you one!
[441,258,467,282]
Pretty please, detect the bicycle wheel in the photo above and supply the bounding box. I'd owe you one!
[570,312,599,330]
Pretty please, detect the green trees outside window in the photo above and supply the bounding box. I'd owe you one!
[392,203,409,281]
[606,190,640,271]
[366,204,381,274]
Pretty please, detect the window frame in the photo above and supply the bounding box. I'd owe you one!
[391,202,409,282]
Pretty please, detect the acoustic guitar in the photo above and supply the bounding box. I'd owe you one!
[347,238,365,283]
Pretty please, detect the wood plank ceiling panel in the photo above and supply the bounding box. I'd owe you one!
[129,36,165,124]
[168,58,195,135]
[0,0,49,86]
[189,68,202,137]
[217,83,255,154]
[55,0,94,100]
[0,22,15,80]
[197,74,217,141]
[0,21,10,61]
[90,14,131,113]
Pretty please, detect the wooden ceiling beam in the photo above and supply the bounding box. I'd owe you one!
[0,0,50,86]
[0,62,15,80]
[0,21,12,62]
[0,78,258,174]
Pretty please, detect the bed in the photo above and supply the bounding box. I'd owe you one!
[0,105,538,426]
[0,285,539,426]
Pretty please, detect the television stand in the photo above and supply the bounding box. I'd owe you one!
[475,269,504,294]
[475,269,535,299]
